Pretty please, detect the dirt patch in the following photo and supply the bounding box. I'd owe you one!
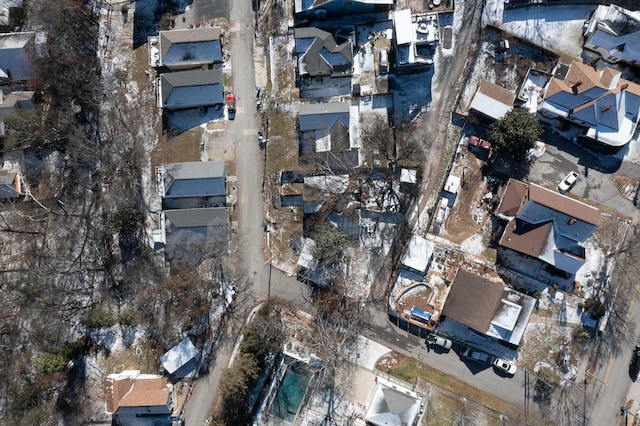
[440,154,486,245]
[265,107,299,174]
[613,175,640,205]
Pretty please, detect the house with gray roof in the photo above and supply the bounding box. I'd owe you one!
[584,5,640,67]
[294,0,394,19]
[149,27,223,71]
[295,27,353,79]
[159,160,227,210]
[299,102,359,167]
[0,31,34,84]
[157,69,223,111]
[164,207,229,265]
[160,337,200,379]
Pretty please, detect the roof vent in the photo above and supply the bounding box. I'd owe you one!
[621,83,629,90]
[601,104,612,112]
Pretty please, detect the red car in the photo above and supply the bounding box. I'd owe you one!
[468,135,491,151]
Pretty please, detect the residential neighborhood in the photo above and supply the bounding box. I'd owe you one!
[1,0,640,426]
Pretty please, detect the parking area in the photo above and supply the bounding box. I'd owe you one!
[528,128,640,222]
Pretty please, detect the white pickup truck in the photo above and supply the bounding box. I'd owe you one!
[426,334,452,350]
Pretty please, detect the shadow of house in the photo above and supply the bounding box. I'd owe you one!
[298,102,359,169]
[104,370,173,425]
[0,89,34,149]
[294,0,394,20]
[0,169,19,198]
[164,208,229,267]
[441,269,535,349]
[157,69,224,111]
[149,27,222,71]
[160,337,200,381]
[159,161,227,210]
[494,179,600,285]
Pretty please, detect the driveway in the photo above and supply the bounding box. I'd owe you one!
[528,128,640,223]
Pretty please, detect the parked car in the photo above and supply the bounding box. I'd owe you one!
[226,93,236,119]
[630,345,640,381]
[460,346,492,364]
[426,334,452,350]
[493,358,517,375]
[558,171,579,193]
[468,135,491,151]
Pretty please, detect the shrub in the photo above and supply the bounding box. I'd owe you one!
[573,326,591,344]
[35,342,85,374]
[86,306,116,328]
[35,352,67,374]
[584,298,606,320]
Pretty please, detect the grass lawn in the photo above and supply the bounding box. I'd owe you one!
[151,127,202,174]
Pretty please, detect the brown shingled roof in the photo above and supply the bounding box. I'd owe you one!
[118,377,170,408]
[564,60,604,94]
[105,373,170,413]
[528,184,600,225]
[499,219,552,257]
[600,67,621,89]
[477,81,516,106]
[494,178,528,217]
[441,269,504,333]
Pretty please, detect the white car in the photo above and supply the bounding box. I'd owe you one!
[558,171,579,193]
[426,334,452,350]
[493,358,517,375]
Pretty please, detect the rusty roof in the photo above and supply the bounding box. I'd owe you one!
[442,269,504,334]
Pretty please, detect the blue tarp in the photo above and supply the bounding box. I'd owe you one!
[410,306,431,322]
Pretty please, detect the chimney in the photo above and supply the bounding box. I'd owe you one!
[601,104,612,112]
[571,81,582,94]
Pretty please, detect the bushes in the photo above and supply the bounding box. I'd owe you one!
[85,306,116,328]
[572,326,591,345]
[35,342,85,375]
[584,298,606,320]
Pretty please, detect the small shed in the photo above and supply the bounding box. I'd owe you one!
[160,337,199,379]
[470,81,515,121]
[401,234,434,275]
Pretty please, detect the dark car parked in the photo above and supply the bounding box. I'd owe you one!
[630,345,640,381]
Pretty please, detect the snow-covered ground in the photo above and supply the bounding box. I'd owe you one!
[484,0,596,59]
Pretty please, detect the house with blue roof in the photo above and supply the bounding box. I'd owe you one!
[494,178,600,280]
